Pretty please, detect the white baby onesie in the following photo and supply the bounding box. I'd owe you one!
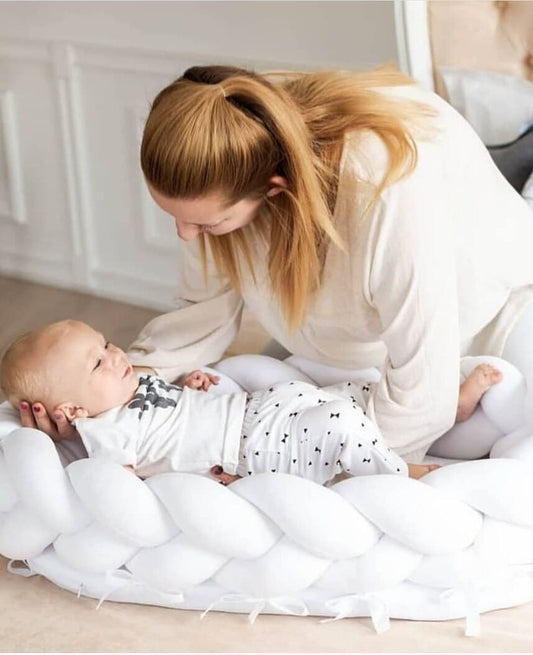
[75,375,247,477]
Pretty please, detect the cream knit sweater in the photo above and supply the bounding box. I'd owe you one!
[128,85,533,461]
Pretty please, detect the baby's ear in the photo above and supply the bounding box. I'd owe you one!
[55,403,89,421]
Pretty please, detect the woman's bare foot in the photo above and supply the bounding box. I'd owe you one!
[456,364,502,423]
[407,463,441,479]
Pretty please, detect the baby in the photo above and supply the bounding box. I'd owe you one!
[0,320,501,484]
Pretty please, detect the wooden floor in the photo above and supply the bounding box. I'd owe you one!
[0,274,270,401]
[0,275,161,355]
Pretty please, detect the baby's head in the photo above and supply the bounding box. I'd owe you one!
[0,320,138,420]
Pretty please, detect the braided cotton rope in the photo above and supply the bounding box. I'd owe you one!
[2,426,533,634]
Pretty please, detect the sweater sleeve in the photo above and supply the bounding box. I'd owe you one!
[127,239,244,382]
[363,160,461,460]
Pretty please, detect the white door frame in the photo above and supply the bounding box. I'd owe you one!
[394,0,434,91]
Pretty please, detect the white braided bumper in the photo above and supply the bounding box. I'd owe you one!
[1,354,533,635]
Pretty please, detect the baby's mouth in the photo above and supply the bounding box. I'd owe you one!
[122,365,132,379]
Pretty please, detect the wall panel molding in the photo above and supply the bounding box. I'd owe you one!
[0,37,50,63]
[72,40,321,77]
[63,41,105,289]
[0,3,402,309]
[0,248,74,286]
[132,106,176,254]
[51,41,90,284]
[0,33,347,309]
[0,90,27,224]
[91,268,176,312]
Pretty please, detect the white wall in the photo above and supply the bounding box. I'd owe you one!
[0,1,400,310]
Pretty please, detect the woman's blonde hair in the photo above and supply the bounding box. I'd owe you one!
[141,65,435,330]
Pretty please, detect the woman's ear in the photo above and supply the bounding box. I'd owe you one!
[266,175,288,197]
[56,403,89,421]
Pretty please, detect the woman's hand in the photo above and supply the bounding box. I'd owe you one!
[181,370,220,392]
[18,401,78,442]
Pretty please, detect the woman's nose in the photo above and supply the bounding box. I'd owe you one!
[176,221,200,241]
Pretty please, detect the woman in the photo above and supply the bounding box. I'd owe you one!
[21,65,533,462]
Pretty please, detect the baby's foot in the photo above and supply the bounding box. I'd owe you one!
[210,465,241,486]
[407,463,440,479]
[456,364,502,423]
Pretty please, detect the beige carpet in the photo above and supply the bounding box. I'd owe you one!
[2,276,533,652]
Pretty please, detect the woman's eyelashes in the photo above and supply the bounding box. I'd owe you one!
[196,218,230,231]
[93,341,110,371]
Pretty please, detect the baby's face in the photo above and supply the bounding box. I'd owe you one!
[41,321,138,418]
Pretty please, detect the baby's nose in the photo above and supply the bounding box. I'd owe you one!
[109,347,124,368]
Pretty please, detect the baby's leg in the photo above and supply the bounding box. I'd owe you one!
[456,364,502,423]
[291,399,409,485]
[320,380,372,408]
[234,382,436,484]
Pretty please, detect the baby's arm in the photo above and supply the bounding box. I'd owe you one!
[178,369,220,391]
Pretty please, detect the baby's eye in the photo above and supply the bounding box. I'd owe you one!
[93,342,110,371]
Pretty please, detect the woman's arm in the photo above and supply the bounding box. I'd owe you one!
[127,238,244,382]
[364,158,461,460]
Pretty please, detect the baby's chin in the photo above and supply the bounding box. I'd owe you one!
[125,370,139,395]
[110,375,139,410]
[83,385,138,418]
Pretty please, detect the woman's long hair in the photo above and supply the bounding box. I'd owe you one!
[141,65,434,330]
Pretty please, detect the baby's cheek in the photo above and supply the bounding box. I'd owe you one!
[96,381,127,411]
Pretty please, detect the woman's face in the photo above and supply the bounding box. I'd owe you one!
[148,186,264,241]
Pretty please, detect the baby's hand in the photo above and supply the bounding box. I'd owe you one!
[181,370,220,392]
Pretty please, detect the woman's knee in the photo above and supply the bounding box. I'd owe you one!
[502,303,533,374]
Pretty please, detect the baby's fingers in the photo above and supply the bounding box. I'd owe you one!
[200,373,220,391]
[201,375,214,390]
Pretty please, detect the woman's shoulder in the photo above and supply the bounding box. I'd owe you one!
[341,129,389,188]
[340,84,459,186]
[342,91,409,161]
